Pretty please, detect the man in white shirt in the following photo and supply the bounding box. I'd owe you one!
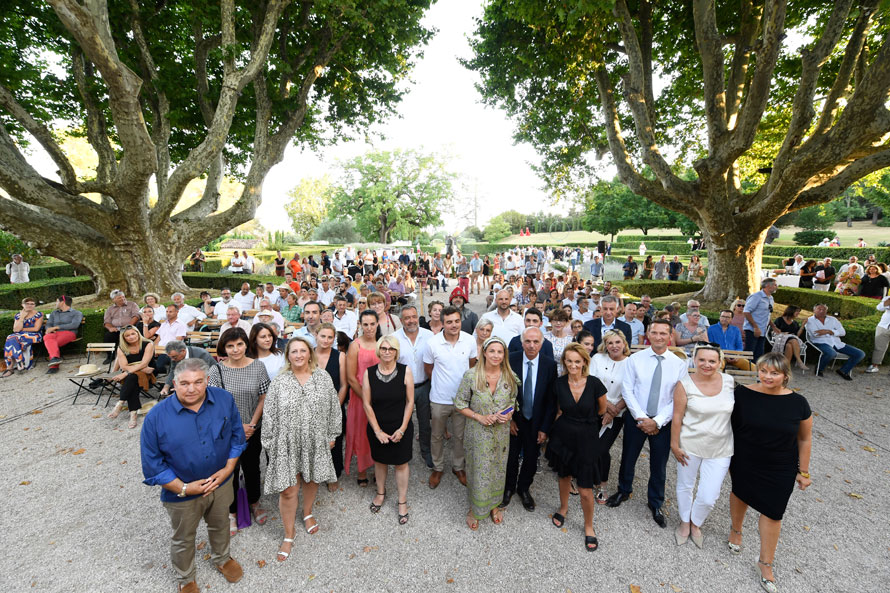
[214,288,240,319]
[219,305,251,334]
[171,292,206,328]
[242,251,255,274]
[318,277,337,307]
[227,250,244,273]
[562,286,578,310]
[423,306,477,488]
[253,299,285,334]
[482,290,525,342]
[5,254,30,283]
[262,282,278,302]
[232,283,255,312]
[805,304,865,380]
[155,305,189,374]
[331,295,358,338]
[572,296,594,323]
[837,256,862,278]
[867,296,890,373]
[394,305,434,468]
[622,302,645,345]
[606,319,688,529]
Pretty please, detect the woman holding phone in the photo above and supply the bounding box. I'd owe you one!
[455,336,518,530]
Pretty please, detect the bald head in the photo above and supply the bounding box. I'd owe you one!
[520,326,544,359]
[496,290,512,312]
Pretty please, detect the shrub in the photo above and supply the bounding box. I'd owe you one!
[0,231,44,265]
[762,245,890,263]
[771,287,880,319]
[0,276,95,309]
[182,272,282,290]
[618,234,688,242]
[615,280,701,299]
[792,230,833,246]
[311,219,362,244]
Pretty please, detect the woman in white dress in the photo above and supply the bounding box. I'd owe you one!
[588,330,630,503]
[262,336,341,562]
[670,344,735,548]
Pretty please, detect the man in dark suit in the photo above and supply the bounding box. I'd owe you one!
[159,341,217,397]
[583,296,633,351]
[501,327,557,512]
[507,308,554,359]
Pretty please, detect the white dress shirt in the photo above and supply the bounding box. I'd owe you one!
[590,352,628,414]
[572,309,594,323]
[394,327,434,384]
[332,309,358,338]
[521,353,538,400]
[805,315,848,349]
[214,299,240,319]
[177,304,206,327]
[318,288,337,307]
[232,291,255,311]
[621,347,688,429]
[157,320,188,347]
[877,298,890,330]
[423,331,478,405]
[481,309,525,343]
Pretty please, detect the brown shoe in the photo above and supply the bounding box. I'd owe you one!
[452,469,468,487]
[215,558,243,583]
[429,470,443,489]
[179,583,199,593]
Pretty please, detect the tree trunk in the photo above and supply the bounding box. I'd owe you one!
[699,226,768,304]
[873,207,882,224]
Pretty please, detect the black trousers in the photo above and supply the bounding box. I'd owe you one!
[617,414,671,509]
[103,330,120,358]
[155,353,171,375]
[117,373,142,412]
[330,403,347,478]
[231,422,262,513]
[505,414,539,494]
[595,417,624,483]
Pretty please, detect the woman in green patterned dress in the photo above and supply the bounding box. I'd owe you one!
[455,336,519,529]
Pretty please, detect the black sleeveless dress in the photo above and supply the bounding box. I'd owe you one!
[545,375,607,489]
[323,350,347,477]
[365,363,414,465]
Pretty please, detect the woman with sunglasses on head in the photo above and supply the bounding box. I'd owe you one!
[208,327,271,536]
[107,325,155,429]
[2,297,44,376]
[727,352,812,593]
[670,344,735,549]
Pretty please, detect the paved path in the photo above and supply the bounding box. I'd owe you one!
[0,287,887,592]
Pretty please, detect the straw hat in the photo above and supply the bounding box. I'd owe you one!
[74,363,102,377]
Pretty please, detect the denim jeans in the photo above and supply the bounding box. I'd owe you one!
[813,343,865,373]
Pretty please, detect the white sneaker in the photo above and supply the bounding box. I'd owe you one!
[865,365,879,374]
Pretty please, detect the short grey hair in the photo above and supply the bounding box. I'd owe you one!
[165,340,187,354]
[227,304,241,313]
[110,289,125,299]
[172,292,186,300]
[475,317,494,332]
[600,295,619,305]
[760,278,777,289]
[173,357,210,382]
[399,304,418,317]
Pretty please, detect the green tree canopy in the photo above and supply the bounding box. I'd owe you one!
[284,176,333,240]
[0,1,435,294]
[329,149,455,243]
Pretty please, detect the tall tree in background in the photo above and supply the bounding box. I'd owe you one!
[329,149,455,243]
[284,176,332,239]
[0,1,434,294]
[467,1,890,301]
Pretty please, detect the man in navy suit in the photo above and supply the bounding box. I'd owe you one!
[507,307,554,359]
[583,296,633,351]
[501,327,557,512]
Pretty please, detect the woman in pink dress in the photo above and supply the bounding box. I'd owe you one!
[345,310,381,486]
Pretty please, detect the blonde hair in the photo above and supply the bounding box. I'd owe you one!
[597,329,630,356]
[118,326,152,352]
[375,334,400,358]
[367,292,386,306]
[473,337,518,396]
[756,352,792,387]
[316,322,337,337]
[285,336,318,372]
[562,342,592,376]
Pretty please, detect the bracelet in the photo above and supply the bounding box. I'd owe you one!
[798,471,810,478]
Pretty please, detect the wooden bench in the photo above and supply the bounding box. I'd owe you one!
[186,331,215,347]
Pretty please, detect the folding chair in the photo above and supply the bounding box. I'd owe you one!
[805,336,848,372]
[85,343,117,371]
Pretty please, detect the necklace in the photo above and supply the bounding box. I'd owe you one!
[376,365,398,383]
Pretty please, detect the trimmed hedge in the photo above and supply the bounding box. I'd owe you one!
[182,271,282,290]
[772,287,880,319]
[762,245,890,263]
[618,234,688,242]
[0,276,95,309]
[612,241,690,252]
[0,262,76,285]
[615,280,702,299]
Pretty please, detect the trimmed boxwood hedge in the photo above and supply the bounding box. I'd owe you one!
[0,262,76,285]
[615,280,702,298]
[0,276,95,309]
[182,271,283,289]
[762,245,890,263]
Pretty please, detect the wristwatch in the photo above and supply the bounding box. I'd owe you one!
[177,483,188,498]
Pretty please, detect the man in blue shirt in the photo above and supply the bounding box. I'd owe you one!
[141,358,246,593]
[743,278,777,361]
[707,309,753,370]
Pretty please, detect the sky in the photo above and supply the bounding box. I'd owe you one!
[257,0,572,233]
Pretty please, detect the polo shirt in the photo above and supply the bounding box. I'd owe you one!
[332,309,358,338]
[423,331,477,405]
[177,304,206,327]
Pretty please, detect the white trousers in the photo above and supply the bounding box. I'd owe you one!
[675,454,731,526]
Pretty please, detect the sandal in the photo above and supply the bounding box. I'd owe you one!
[569,479,579,496]
[229,513,238,536]
[0,369,14,378]
[397,501,409,525]
[277,537,294,562]
[595,487,607,504]
[551,511,567,528]
[584,534,599,552]
[302,514,319,534]
[465,513,479,531]
[128,411,138,429]
[357,477,370,488]
[490,507,503,525]
[369,490,385,513]
[326,481,340,493]
[728,527,742,555]
[252,505,268,525]
[107,401,125,419]
[757,559,778,593]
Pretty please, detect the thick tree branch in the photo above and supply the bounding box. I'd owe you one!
[70,47,117,188]
[724,0,761,124]
[692,0,729,141]
[0,197,107,261]
[193,26,222,125]
[791,146,890,210]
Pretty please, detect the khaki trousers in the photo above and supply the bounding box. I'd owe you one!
[162,483,233,585]
[873,325,890,365]
[430,402,466,472]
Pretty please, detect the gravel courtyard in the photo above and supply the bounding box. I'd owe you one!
[0,289,887,593]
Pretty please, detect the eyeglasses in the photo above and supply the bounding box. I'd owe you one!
[379,346,397,353]
[734,304,744,308]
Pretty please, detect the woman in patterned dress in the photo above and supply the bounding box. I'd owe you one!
[454,336,518,529]
[262,336,341,562]
[2,297,44,376]
[345,310,381,486]
[544,307,574,376]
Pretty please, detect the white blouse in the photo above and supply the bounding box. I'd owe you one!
[590,352,628,417]
[258,352,286,380]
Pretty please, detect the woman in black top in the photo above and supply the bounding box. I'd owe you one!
[316,323,348,491]
[107,326,155,429]
[798,260,817,289]
[274,250,286,277]
[728,353,812,593]
[859,264,890,298]
[770,306,807,371]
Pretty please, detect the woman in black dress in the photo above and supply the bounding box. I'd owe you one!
[362,334,415,524]
[316,323,348,492]
[107,326,155,429]
[728,352,813,593]
[545,343,607,551]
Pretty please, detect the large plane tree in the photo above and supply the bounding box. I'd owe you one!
[467,0,890,301]
[0,0,434,294]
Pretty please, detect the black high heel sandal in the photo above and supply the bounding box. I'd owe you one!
[369,490,385,513]
[397,501,409,525]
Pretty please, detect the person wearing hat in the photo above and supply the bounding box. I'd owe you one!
[449,286,479,335]
[274,284,291,311]
[253,300,285,335]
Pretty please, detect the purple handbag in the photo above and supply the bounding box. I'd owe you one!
[235,468,252,529]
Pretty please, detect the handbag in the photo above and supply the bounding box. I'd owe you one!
[235,468,252,529]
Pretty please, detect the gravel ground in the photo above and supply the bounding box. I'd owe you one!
[1,285,888,593]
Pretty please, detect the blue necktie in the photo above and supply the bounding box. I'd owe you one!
[523,361,534,420]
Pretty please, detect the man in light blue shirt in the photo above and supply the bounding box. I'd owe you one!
[622,302,645,345]
[743,278,777,360]
[707,309,752,370]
